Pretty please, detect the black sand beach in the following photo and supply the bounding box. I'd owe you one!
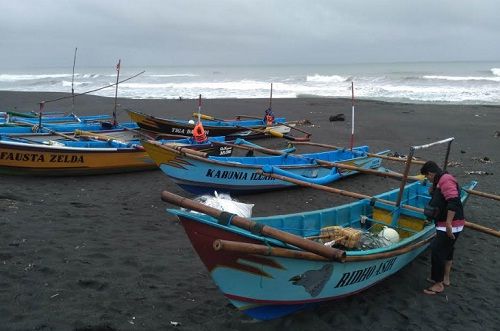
[1,91,499,330]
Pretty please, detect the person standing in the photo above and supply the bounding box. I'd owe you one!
[420,161,465,295]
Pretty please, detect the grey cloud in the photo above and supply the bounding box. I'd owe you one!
[0,0,499,68]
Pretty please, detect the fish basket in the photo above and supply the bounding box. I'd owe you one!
[320,226,362,249]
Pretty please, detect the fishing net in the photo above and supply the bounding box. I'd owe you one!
[320,226,362,249]
[319,225,400,250]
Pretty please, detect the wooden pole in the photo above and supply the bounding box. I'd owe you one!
[42,127,79,141]
[113,59,121,126]
[213,239,328,261]
[464,221,500,237]
[395,147,415,208]
[257,170,499,238]
[197,94,202,123]
[292,141,426,165]
[257,169,421,212]
[234,114,312,137]
[464,189,500,202]
[161,191,347,261]
[269,83,273,110]
[37,102,44,133]
[350,81,355,151]
[71,47,78,112]
[147,140,208,158]
[292,141,500,201]
[214,236,437,262]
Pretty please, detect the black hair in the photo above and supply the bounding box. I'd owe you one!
[420,161,442,175]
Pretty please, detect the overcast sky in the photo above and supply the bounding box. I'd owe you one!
[1,0,499,69]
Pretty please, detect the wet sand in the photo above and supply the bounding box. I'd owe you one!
[0,91,499,330]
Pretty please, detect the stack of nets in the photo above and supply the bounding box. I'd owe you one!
[320,226,362,249]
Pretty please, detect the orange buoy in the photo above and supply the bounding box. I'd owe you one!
[193,121,207,143]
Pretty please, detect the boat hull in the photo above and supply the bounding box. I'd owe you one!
[0,121,139,134]
[0,137,231,176]
[126,109,288,138]
[143,141,382,194]
[0,140,155,175]
[166,180,477,319]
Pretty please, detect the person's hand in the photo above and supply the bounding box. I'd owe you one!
[446,227,455,240]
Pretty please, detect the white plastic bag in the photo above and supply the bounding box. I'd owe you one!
[192,191,254,218]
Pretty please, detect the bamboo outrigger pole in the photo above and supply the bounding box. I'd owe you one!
[212,140,419,181]
[214,235,435,262]
[161,191,347,261]
[293,141,499,202]
[256,170,499,238]
[291,141,426,165]
[234,114,313,137]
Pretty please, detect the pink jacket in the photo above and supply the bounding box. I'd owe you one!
[436,173,465,228]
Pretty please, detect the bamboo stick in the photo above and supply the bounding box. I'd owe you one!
[213,235,435,262]
[235,114,313,137]
[75,129,120,142]
[382,169,500,202]
[161,191,346,261]
[292,141,426,165]
[216,140,406,181]
[464,189,500,202]
[41,128,79,141]
[147,140,208,158]
[213,239,327,261]
[464,221,500,237]
[257,170,422,213]
[257,170,500,238]
[294,141,500,202]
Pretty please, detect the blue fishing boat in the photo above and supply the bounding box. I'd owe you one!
[0,110,112,125]
[142,140,386,194]
[161,178,477,320]
[159,137,485,320]
[0,119,140,134]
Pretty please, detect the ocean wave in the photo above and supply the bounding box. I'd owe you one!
[81,73,100,79]
[0,73,73,82]
[2,64,499,104]
[306,74,349,83]
[148,73,199,78]
[62,80,88,87]
[423,75,500,82]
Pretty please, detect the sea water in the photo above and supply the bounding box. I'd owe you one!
[0,62,499,104]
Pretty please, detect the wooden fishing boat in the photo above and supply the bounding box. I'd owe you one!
[161,179,477,320]
[126,109,291,139]
[0,120,140,135]
[0,134,231,176]
[0,110,111,126]
[142,140,387,194]
[158,137,499,320]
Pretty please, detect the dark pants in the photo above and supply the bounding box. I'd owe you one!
[430,230,460,282]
